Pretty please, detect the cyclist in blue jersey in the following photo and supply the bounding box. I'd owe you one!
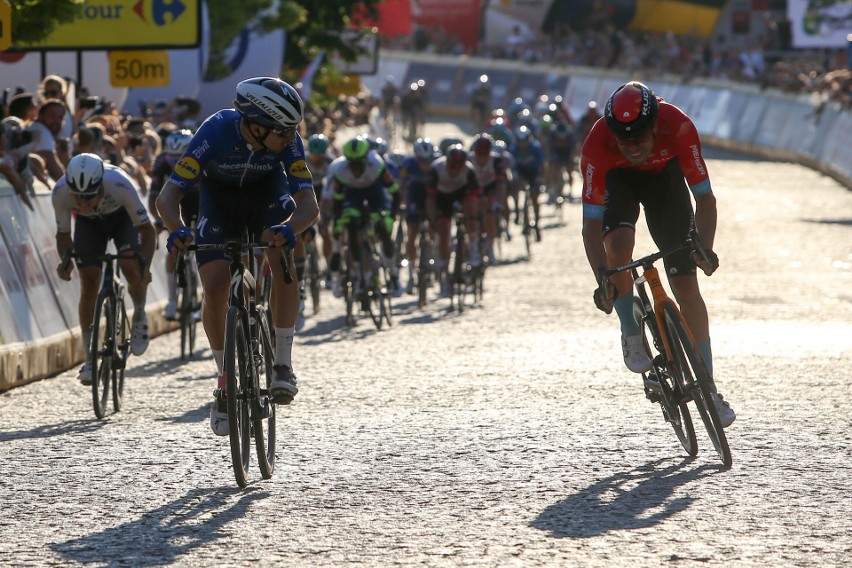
[156,77,319,436]
[399,137,439,293]
[509,125,546,241]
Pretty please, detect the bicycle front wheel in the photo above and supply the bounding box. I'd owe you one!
[663,304,732,467]
[254,305,276,479]
[363,242,384,330]
[637,299,697,456]
[90,292,113,419]
[112,295,128,413]
[225,306,252,487]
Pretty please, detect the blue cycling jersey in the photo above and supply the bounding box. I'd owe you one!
[166,108,313,195]
[399,156,432,189]
[509,140,545,172]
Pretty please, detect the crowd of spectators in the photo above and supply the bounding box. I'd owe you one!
[384,21,851,110]
[0,72,376,207]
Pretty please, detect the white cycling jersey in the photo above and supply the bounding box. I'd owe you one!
[322,150,386,200]
[430,156,476,195]
[52,164,150,233]
[469,151,505,188]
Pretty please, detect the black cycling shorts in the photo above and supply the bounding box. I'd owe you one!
[603,158,697,277]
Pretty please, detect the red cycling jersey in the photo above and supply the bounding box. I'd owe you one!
[580,99,711,220]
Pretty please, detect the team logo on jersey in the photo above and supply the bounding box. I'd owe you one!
[175,156,201,179]
[289,159,311,179]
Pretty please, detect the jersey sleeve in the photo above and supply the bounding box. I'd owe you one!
[51,180,73,233]
[167,115,218,191]
[674,114,712,196]
[282,134,314,195]
[580,125,609,219]
[110,168,151,226]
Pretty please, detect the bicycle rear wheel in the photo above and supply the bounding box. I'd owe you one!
[522,189,533,258]
[307,243,321,315]
[417,233,433,308]
[451,233,467,313]
[635,298,697,456]
[225,306,252,487]
[90,292,113,419]
[254,305,276,479]
[663,304,732,467]
[112,296,128,413]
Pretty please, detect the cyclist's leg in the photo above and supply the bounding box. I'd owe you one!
[462,189,481,266]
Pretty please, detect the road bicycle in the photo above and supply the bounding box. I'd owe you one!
[448,209,484,313]
[185,239,292,487]
[303,237,322,316]
[63,251,136,419]
[599,229,732,467]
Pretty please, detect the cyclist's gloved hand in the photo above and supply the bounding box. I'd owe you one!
[270,224,297,250]
[692,248,719,276]
[593,283,617,314]
[166,227,192,253]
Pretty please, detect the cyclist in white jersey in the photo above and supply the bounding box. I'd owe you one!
[53,153,156,384]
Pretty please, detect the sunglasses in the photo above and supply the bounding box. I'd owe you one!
[43,90,60,98]
[249,118,295,138]
[72,191,100,201]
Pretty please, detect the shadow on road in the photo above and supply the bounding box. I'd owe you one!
[530,457,725,538]
[51,486,267,565]
[0,419,108,443]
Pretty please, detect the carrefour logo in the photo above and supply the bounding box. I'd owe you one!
[133,0,187,26]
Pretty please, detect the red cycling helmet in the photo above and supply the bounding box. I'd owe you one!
[604,81,658,140]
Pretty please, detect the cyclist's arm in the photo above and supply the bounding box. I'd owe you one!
[135,221,157,277]
[581,216,607,278]
[55,230,74,280]
[156,181,187,233]
[694,192,717,251]
[287,189,320,235]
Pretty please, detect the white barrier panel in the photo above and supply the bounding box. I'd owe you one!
[29,193,80,328]
[0,216,41,343]
[0,195,68,338]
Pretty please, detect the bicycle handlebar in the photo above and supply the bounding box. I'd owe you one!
[61,250,146,275]
[598,229,716,291]
[182,241,293,284]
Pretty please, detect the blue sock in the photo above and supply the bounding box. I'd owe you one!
[614,294,640,335]
[698,339,713,378]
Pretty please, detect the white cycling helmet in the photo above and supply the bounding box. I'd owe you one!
[165,129,193,155]
[66,153,105,195]
[234,77,304,130]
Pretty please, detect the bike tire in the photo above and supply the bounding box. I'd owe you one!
[307,243,321,315]
[522,191,532,258]
[663,304,732,467]
[417,233,432,308]
[90,292,113,419]
[635,298,697,456]
[254,305,276,479]
[225,306,252,487]
[112,295,128,413]
[452,230,467,313]
[363,241,384,330]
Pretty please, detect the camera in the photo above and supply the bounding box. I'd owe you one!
[81,96,100,110]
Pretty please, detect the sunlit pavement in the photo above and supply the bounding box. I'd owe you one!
[0,119,850,567]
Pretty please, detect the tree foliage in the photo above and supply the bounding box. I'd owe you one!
[8,0,82,46]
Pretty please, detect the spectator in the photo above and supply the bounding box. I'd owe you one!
[38,75,74,163]
[0,120,34,210]
[31,99,67,182]
[102,134,149,196]
[7,92,39,122]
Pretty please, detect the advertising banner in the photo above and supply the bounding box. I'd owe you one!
[0,219,40,343]
[14,0,201,51]
[411,0,481,49]
[0,197,66,337]
[788,0,852,48]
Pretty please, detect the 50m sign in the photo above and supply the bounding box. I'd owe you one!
[109,51,170,87]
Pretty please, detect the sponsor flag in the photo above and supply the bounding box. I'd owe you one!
[297,50,325,101]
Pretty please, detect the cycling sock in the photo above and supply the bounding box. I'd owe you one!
[698,339,714,383]
[167,275,177,304]
[274,326,294,369]
[614,294,640,335]
[82,330,92,355]
[213,350,224,375]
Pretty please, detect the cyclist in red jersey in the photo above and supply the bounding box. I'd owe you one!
[580,81,735,427]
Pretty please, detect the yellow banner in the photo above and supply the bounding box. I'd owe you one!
[628,0,720,37]
[18,0,200,50]
[0,0,11,51]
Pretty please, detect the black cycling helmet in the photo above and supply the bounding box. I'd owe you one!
[471,133,494,155]
[446,144,467,168]
[604,81,658,140]
[234,77,304,130]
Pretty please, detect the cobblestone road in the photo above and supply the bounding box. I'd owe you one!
[0,120,850,567]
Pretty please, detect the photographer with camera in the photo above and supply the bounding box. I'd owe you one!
[0,120,34,211]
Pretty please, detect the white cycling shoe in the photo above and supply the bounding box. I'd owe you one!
[621,333,653,373]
